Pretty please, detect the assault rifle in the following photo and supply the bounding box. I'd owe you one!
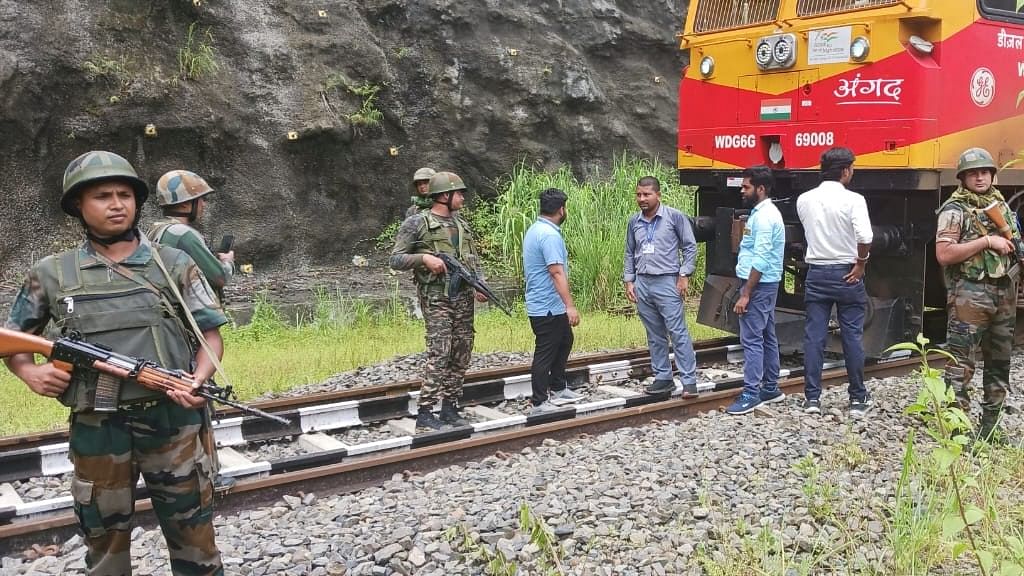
[0,328,290,425]
[436,253,513,316]
[983,201,1024,263]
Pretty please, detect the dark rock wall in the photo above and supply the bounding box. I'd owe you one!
[0,0,687,273]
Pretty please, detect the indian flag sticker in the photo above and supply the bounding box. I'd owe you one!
[759,99,792,121]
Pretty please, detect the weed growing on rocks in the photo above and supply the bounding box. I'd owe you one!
[446,502,566,575]
[178,22,219,80]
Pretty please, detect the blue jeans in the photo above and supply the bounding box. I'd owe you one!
[635,274,697,384]
[803,264,867,401]
[739,281,780,396]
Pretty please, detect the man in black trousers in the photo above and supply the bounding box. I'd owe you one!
[522,188,584,413]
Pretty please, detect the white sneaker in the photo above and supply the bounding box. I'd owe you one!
[529,401,562,415]
[549,387,585,405]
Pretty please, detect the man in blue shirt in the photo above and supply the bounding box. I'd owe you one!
[523,188,584,413]
[727,166,787,415]
[624,176,700,397]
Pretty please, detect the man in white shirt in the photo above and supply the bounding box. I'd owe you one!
[796,147,874,417]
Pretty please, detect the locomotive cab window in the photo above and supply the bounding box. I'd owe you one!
[980,0,1024,18]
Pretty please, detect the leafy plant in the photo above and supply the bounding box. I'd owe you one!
[178,22,219,80]
[891,334,1024,576]
[346,82,383,128]
[793,454,837,523]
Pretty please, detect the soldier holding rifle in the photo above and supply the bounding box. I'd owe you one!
[3,151,226,575]
[935,147,1021,444]
[390,171,488,431]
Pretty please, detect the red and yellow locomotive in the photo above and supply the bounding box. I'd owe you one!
[679,0,1024,353]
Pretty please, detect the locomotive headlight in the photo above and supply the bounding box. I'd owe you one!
[755,39,773,68]
[772,36,793,64]
[699,56,715,78]
[850,36,870,61]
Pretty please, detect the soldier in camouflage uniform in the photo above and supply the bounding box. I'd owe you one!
[390,171,487,430]
[148,170,234,297]
[3,151,226,575]
[406,167,436,218]
[147,170,235,491]
[935,147,1020,444]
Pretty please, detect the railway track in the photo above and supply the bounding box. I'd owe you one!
[0,340,938,555]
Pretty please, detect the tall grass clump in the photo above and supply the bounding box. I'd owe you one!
[178,22,219,80]
[482,153,701,310]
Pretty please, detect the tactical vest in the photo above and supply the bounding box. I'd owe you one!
[44,246,195,410]
[146,219,177,245]
[939,199,1017,283]
[412,211,478,291]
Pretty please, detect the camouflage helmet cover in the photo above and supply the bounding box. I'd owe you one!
[156,170,215,206]
[427,171,467,196]
[61,151,149,216]
[956,147,998,179]
[412,167,436,183]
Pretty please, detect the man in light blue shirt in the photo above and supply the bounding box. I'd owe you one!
[727,165,787,415]
[523,188,584,413]
[623,176,699,397]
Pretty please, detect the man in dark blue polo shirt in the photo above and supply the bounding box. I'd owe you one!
[523,188,584,413]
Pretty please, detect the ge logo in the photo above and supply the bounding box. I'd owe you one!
[970,67,995,107]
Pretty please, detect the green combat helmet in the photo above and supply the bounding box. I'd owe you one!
[156,170,215,206]
[956,147,998,180]
[412,167,436,185]
[428,171,467,196]
[410,167,436,209]
[61,151,149,217]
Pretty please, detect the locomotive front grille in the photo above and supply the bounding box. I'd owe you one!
[693,0,781,33]
[796,0,900,17]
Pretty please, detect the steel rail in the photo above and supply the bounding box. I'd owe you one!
[0,338,739,451]
[0,353,938,554]
[0,341,744,485]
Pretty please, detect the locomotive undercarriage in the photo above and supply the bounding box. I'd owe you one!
[685,169,1024,357]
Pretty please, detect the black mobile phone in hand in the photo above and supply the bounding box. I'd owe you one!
[218,235,234,253]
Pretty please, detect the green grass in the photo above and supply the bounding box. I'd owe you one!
[0,302,723,437]
[178,22,219,80]
[459,153,704,311]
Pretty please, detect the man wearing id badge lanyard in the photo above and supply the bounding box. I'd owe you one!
[623,176,700,397]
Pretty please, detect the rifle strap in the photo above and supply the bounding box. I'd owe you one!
[91,250,184,326]
[149,247,234,393]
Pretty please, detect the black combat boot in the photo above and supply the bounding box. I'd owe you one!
[416,407,445,431]
[977,410,1008,446]
[439,399,470,427]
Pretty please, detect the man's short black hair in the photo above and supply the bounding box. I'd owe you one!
[741,165,774,197]
[539,187,567,216]
[820,147,856,182]
[637,176,661,192]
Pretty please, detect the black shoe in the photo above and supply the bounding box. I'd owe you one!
[978,412,1008,446]
[645,379,675,395]
[439,400,470,427]
[802,398,821,414]
[416,408,445,431]
[850,396,874,418]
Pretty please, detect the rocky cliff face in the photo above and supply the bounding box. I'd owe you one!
[0,0,686,273]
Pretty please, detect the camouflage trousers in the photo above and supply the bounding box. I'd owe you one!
[69,400,222,576]
[418,287,475,408]
[944,277,1016,415]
